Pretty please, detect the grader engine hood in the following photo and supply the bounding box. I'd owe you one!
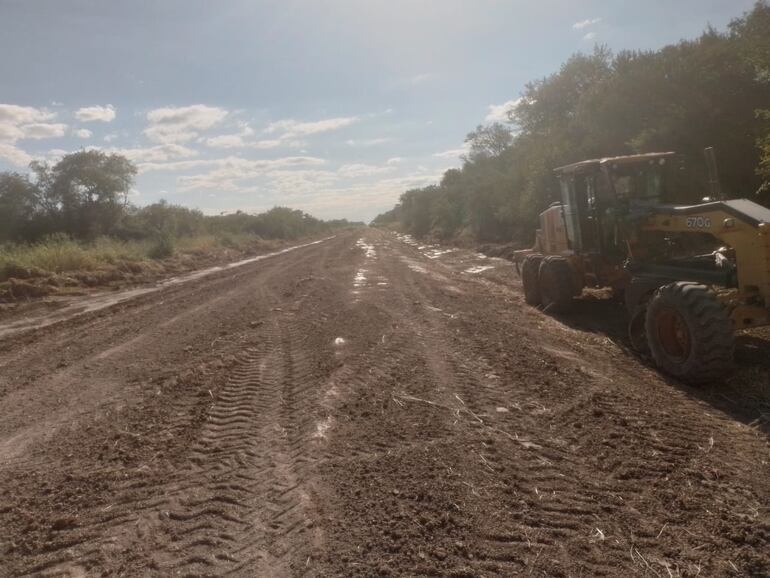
[636,198,770,311]
[647,199,770,230]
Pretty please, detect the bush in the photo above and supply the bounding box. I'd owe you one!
[148,234,175,259]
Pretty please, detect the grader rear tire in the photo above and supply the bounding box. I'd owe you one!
[521,255,544,306]
[538,257,575,313]
[645,282,734,383]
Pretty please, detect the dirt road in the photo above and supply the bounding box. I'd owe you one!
[0,229,767,577]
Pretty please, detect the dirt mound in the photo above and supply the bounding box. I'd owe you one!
[2,278,56,300]
[0,263,47,281]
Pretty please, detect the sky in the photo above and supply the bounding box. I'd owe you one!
[0,0,757,222]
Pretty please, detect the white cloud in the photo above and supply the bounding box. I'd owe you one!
[252,139,307,149]
[345,137,392,147]
[75,105,116,123]
[260,169,340,195]
[573,17,602,30]
[19,123,68,139]
[111,143,198,163]
[138,159,215,173]
[583,32,597,41]
[143,126,195,144]
[197,169,446,222]
[74,128,93,139]
[0,104,66,146]
[203,115,360,151]
[205,124,255,149]
[279,173,444,219]
[147,105,227,128]
[144,105,228,144]
[163,156,326,190]
[337,163,395,179]
[0,142,34,166]
[0,104,55,126]
[103,133,118,142]
[0,123,23,141]
[386,157,403,165]
[45,149,68,161]
[204,124,307,151]
[433,145,469,159]
[410,73,434,85]
[485,98,523,123]
[206,134,249,149]
[264,116,359,139]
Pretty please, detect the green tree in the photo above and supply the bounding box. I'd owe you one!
[464,123,513,162]
[730,2,770,192]
[374,2,770,245]
[35,150,137,239]
[0,172,41,242]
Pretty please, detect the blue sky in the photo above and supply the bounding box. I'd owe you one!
[0,0,756,221]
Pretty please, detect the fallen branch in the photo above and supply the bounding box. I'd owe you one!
[393,392,482,423]
[392,391,542,450]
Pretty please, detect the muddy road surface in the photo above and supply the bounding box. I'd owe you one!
[0,229,767,577]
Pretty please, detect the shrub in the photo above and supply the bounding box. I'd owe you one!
[148,234,175,259]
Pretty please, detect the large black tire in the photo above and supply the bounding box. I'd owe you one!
[538,256,575,312]
[521,254,543,306]
[645,282,734,383]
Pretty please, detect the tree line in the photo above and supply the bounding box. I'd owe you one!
[374,2,770,245]
[0,149,356,247]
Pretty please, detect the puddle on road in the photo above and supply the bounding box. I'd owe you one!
[356,238,377,258]
[399,256,428,274]
[351,237,392,299]
[395,233,418,247]
[0,236,335,340]
[424,248,456,259]
[464,265,495,274]
[415,242,454,257]
[353,269,368,287]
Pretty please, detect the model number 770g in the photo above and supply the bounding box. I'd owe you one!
[686,216,711,229]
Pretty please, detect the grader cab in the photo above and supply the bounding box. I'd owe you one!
[515,151,770,383]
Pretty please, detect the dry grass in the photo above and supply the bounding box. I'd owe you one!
[0,233,271,282]
[0,236,146,278]
[725,364,770,410]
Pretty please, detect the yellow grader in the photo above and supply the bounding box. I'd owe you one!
[515,150,770,383]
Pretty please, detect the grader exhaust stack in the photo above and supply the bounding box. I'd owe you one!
[704,146,723,201]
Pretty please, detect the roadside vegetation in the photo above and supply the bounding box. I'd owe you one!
[0,149,358,300]
[374,2,770,245]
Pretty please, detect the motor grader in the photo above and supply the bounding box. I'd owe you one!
[515,150,770,383]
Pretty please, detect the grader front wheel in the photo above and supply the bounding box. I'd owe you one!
[645,282,734,383]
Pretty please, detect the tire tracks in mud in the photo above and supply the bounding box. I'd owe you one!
[1,235,358,578]
[319,231,769,577]
[156,312,320,577]
[22,317,323,578]
[376,246,617,576]
[2,229,768,577]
